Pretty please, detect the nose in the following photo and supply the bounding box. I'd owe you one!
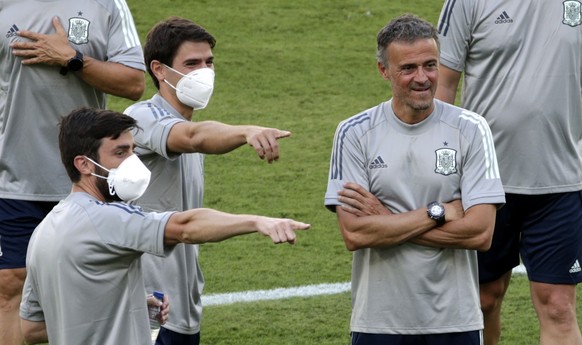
[414,66,429,82]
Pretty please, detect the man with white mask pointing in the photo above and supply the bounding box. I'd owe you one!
[19,107,309,345]
[124,17,295,345]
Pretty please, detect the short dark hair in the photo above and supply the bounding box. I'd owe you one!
[376,14,439,66]
[58,107,137,182]
[144,17,216,89]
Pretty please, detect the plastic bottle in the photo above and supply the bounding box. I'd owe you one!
[148,291,164,329]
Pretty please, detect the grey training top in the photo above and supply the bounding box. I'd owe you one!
[125,94,205,334]
[325,100,505,334]
[0,0,145,201]
[20,192,173,345]
[437,0,582,194]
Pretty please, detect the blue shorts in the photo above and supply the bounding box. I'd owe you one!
[0,198,57,269]
[351,331,482,345]
[155,327,200,345]
[478,192,582,284]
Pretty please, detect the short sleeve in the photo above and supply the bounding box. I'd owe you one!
[325,115,370,211]
[104,0,145,71]
[458,110,505,209]
[125,102,183,160]
[20,274,45,322]
[437,0,473,72]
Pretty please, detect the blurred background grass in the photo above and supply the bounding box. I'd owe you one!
[103,0,582,344]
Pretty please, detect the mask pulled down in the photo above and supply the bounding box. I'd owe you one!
[85,155,151,202]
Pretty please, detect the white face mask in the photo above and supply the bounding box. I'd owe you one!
[85,155,151,202]
[163,65,215,110]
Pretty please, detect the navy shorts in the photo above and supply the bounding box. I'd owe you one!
[351,331,482,345]
[478,192,582,284]
[0,198,57,269]
[155,327,200,345]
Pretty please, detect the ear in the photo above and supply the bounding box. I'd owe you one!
[377,61,390,80]
[151,60,166,84]
[74,156,93,176]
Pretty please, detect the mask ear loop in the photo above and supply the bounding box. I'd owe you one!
[84,156,116,196]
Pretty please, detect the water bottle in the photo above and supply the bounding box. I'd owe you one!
[148,291,164,329]
[149,291,164,344]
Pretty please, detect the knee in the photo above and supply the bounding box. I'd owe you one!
[536,294,577,325]
[0,268,26,305]
[480,280,509,314]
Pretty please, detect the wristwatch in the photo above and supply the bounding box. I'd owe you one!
[60,50,84,75]
[427,201,445,226]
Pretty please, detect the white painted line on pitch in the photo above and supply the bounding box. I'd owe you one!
[202,282,351,306]
[203,264,527,307]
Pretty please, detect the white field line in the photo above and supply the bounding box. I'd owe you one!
[203,282,351,306]
[202,264,527,307]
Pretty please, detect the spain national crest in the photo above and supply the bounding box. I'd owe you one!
[563,0,582,27]
[434,148,457,176]
[67,17,89,44]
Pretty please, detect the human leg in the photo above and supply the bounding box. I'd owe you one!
[530,282,581,345]
[0,199,57,345]
[520,192,582,345]
[477,195,521,345]
[0,268,26,345]
[479,271,512,345]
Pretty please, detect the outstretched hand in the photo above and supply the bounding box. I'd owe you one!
[338,182,391,217]
[255,217,310,245]
[11,16,75,66]
[246,127,291,164]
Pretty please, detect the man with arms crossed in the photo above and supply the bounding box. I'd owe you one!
[124,17,293,344]
[325,14,505,345]
[436,1,582,344]
[19,107,309,345]
[0,1,145,343]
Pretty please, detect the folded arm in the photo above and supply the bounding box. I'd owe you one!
[410,203,496,251]
[336,205,438,251]
[336,182,494,251]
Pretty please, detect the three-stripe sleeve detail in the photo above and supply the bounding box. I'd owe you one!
[331,113,370,180]
[459,111,500,180]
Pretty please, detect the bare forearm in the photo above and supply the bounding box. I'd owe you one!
[79,57,145,100]
[435,65,462,105]
[189,122,250,154]
[338,207,435,251]
[166,208,258,245]
[410,204,496,251]
[165,208,309,245]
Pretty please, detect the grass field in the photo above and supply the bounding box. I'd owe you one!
[105,0,582,344]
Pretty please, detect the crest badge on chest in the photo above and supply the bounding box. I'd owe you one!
[67,17,90,44]
[563,1,582,27]
[434,148,457,176]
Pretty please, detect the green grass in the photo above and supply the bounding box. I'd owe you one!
[100,0,582,344]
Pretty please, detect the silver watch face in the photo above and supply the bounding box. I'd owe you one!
[429,204,444,217]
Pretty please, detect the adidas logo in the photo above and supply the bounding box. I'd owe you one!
[5,24,18,38]
[495,11,513,24]
[569,259,581,274]
[369,156,388,169]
